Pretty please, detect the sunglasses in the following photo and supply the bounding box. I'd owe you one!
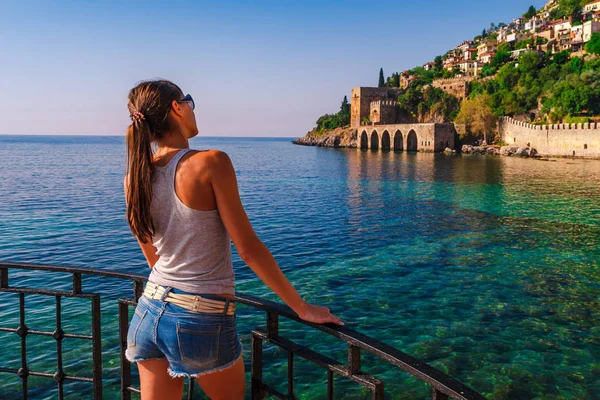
[177,94,195,111]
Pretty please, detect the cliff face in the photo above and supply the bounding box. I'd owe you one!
[293,127,357,148]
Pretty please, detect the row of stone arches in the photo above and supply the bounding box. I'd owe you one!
[360,130,418,151]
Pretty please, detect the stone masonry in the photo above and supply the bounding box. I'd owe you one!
[369,100,397,124]
[431,77,474,99]
[351,87,404,128]
[498,116,600,158]
[357,123,456,152]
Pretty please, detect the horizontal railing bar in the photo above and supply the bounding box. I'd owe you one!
[0,368,94,383]
[119,297,137,306]
[0,287,98,299]
[254,328,382,390]
[0,262,146,282]
[0,262,486,400]
[0,327,92,340]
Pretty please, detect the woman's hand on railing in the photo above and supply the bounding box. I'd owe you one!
[296,301,344,326]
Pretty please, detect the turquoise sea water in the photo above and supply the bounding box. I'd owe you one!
[0,135,598,400]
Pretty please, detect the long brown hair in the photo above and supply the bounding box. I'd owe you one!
[125,80,183,243]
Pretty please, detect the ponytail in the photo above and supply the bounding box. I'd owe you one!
[124,80,183,243]
[125,119,155,243]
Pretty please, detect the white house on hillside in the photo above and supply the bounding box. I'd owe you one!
[524,16,547,31]
[458,61,480,77]
[583,18,600,42]
[584,0,600,14]
[507,31,533,43]
[464,47,477,60]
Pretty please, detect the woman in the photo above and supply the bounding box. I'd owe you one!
[123,80,343,400]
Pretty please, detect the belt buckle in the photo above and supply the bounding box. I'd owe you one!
[192,296,200,312]
[149,283,159,298]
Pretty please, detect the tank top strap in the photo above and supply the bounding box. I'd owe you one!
[166,148,193,175]
[165,148,194,194]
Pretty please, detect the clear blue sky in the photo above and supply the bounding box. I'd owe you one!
[0,0,545,137]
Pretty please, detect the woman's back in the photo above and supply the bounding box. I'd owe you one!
[148,148,235,295]
[124,79,341,400]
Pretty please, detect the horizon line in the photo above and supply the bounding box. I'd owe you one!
[0,133,301,139]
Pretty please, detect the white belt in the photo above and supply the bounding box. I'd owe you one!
[143,282,235,316]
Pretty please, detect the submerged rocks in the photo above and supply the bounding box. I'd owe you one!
[443,147,456,154]
[499,146,539,158]
[462,145,502,156]
[462,144,540,158]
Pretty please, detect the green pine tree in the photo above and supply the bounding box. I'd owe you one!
[340,96,350,114]
[378,68,385,87]
[524,5,536,19]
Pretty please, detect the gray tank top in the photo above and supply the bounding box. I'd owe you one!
[147,148,235,295]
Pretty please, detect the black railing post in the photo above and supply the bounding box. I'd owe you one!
[118,300,131,400]
[54,295,65,400]
[373,381,384,400]
[91,295,103,399]
[348,344,361,375]
[251,333,264,400]
[72,272,82,294]
[133,280,144,301]
[287,351,294,397]
[433,388,450,400]
[327,370,334,400]
[18,293,28,400]
[186,379,195,400]
[267,312,278,338]
[0,267,8,288]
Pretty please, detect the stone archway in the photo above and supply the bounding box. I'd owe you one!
[393,130,403,151]
[407,129,418,152]
[360,131,368,150]
[381,130,390,151]
[370,130,379,151]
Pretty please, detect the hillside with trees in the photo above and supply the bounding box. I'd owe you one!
[308,0,600,143]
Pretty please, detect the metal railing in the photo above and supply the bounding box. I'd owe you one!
[0,262,487,400]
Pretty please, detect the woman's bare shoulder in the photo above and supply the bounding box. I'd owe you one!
[188,149,230,167]
[185,149,232,178]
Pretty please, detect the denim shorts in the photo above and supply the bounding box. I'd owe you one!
[125,286,243,378]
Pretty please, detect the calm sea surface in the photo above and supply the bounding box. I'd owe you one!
[0,135,598,400]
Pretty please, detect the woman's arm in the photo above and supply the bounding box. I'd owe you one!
[209,151,343,326]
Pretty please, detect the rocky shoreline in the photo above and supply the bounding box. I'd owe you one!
[461,144,540,158]
[292,127,357,148]
[293,129,550,159]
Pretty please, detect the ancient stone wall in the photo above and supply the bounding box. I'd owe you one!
[369,100,397,124]
[498,116,600,158]
[356,123,455,152]
[433,124,457,152]
[431,77,473,99]
[351,87,404,128]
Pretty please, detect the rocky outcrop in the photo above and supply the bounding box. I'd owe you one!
[462,145,539,158]
[293,127,357,148]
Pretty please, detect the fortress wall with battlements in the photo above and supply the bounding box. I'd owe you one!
[499,116,600,158]
[369,100,397,124]
[351,87,404,128]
